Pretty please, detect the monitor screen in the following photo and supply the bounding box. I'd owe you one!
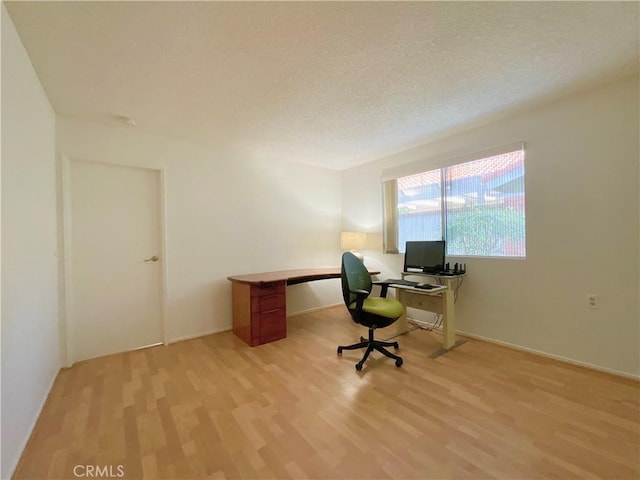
[404,241,446,273]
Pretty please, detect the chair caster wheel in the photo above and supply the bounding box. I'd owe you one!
[355,363,363,371]
[337,347,343,355]
[395,358,403,367]
[360,336,366,342]
[393,342,399,350]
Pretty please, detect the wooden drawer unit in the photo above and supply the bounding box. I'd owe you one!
[232,281,286,346]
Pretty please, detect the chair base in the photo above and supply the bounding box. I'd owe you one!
[337,329,403,370]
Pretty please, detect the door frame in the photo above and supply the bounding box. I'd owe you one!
[60,156,169,366]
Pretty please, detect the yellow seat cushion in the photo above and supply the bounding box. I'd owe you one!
[350,297,404,318]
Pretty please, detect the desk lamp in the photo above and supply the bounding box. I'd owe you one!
[341,231,367,263]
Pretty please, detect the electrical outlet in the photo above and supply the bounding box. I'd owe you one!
[586,294,599,309]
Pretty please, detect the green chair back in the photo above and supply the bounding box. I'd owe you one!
[341,252,372,307]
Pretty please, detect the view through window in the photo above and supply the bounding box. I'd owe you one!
[397,148,526,257]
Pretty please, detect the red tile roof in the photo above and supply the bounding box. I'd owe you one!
[398,150,523,190]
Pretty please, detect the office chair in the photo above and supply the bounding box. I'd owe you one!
[338,252,405,370]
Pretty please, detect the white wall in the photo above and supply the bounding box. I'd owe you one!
[1,5,60,477]
[56,116,344,349]
[342,75,640,377]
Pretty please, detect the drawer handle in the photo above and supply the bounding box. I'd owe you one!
[262,309,281,314]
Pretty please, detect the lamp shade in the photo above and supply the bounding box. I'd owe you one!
[340,231,367,250]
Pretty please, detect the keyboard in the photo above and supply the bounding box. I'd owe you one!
[383,279,418,287]
[379,279,446,292]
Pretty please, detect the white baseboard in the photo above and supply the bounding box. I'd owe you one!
[458,330,640,381]
[6,366,60,479]
[287,303,343,318]
[167,326,230,344]
[147,308,640,381]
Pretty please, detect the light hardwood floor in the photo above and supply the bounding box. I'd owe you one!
[14,306,640,479]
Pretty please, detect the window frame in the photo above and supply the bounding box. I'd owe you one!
[383,143,526,258]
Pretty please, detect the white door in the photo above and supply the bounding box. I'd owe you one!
[68,161,163,362]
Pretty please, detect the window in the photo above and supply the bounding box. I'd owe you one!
[384,147,525,257]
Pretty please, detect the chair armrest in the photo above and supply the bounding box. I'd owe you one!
[372,281,390,298]
[373,280,396,298]
[349,289,369,296]
[349,289,369,314]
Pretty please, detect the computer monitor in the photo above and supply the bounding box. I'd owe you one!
[404,240,446,273]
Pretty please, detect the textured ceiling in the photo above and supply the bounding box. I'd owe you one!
[5,1,639,170]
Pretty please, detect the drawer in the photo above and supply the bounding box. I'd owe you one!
[250,283,286,297]
[259,309,286,343]
[251,293,286,313]
[402,292,443,313]
[259,294,285,312]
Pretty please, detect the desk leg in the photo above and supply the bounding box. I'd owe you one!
[395,290,411,336]
[442,288,456,349]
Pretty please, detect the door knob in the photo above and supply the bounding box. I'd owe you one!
[144,255,159,262]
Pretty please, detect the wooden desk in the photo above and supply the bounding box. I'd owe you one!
[392,273,465,357]
[228,267,379,346]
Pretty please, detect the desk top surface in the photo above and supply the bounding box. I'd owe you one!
[228,267,380,286]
